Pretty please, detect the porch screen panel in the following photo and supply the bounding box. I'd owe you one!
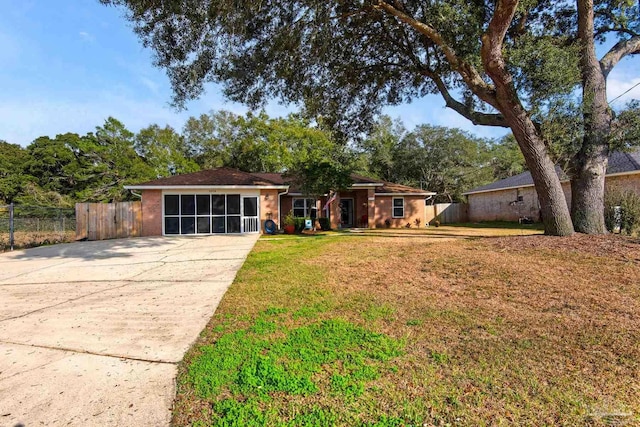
[212,216,225,233]
[165,195,179,215]
[212,195,225,215]
[164,195,180,234]
[197,217,211,233]
[181,217,195,234]
[212,195,225,233]
[244,197,258,217]
[226,195,241,233]
[165,217,179,234]
[196,195,211,215]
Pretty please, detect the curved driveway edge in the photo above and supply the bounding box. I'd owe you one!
[0,234,259,426]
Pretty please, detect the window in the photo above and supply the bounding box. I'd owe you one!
[392,197,404,218]
[292,198,317,217]
[516,189,524,202]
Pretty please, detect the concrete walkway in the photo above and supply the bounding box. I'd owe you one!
[0,234,259,426]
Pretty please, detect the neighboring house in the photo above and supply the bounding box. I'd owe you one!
[463,149,640,222]
[124,167,435,236]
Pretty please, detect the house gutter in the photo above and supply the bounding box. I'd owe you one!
[129,190,142,199]
[277,188,289,226]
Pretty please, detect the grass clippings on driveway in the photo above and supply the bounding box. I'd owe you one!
[173,229,640,426]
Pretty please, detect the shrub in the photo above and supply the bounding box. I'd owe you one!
[294,217,309,233]
[605,187,640,235]
[318,217,331,231]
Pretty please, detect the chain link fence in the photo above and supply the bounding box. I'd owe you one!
[0,204,76,251]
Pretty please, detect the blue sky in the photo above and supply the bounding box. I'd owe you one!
[1,0,639,147]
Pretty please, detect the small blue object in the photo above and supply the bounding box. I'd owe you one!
[305,219,313,229]
[264,219,276,234]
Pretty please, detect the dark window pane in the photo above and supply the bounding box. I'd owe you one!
[181,195,195,215]
[212,217,225,233]
[164,195,179,215]
[227,216,241,233]
[227,195,240,215]
[165,217,179,234]
[197,217,211,234]
[393,198,403,207]
[181,217,195,234]
[212,195,225,215]
[243,197,258,217]
[293,208,305,218]
[393,207,404,217]
[197,195,210,215]
[293,198,305,208]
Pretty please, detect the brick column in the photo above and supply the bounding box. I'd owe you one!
[330,193,341,229]
[367,189,376,228]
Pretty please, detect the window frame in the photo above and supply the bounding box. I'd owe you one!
[292,198,317,218]
[392,197,405,218]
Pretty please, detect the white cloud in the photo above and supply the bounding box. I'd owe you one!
[607,75,640,107]
[79,31,95,43]
[139,77,160,95]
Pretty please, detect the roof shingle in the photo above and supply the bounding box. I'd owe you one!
[131,167,284,187]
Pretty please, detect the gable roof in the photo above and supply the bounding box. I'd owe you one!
[125,167,287,189]
[125,167,434,195]
[464,148,640,195]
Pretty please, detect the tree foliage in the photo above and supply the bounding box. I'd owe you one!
[357,116,521,203]
[100,0,640,235]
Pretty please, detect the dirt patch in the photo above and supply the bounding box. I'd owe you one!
[491,233,640,262]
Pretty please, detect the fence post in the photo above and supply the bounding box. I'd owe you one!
[9,202,14,251]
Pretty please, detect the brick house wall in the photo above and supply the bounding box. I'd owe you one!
[259,189,279,228]
[467,173,640,222]
[140,190,162,236]
[374,196,426,228]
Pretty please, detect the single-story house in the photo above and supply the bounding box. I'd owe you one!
[463,149,640,222]
[124,168,436,236]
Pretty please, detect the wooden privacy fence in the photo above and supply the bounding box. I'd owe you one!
[76,202,142,241]
[433,203,468,224]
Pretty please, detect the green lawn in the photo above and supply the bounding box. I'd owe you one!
[173,230,640,426]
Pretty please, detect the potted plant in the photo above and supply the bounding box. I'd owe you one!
[283,211,296,234]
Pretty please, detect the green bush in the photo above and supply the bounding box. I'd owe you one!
[293,217,310,233]
[605,187,640,235]
[318,217,331,231]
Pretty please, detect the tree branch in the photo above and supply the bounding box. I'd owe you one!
[480,0,518,87]
[373,0,499,110]
[600,36,640,78]
[425,71,509,128]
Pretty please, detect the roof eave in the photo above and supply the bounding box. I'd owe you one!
[124,185,289,190]
[463,169,640,196]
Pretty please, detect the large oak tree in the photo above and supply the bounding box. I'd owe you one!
[101,0,640,235]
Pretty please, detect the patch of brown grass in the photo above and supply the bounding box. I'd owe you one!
[306,233,640,424]
[0,231,75,251]
[174,231,640,426]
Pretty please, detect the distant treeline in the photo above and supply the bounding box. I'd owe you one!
[0,111,526,207]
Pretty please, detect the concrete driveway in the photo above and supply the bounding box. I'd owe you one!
[0,234,259,426]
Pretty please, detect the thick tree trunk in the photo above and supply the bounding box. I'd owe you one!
[573,0,611,234]
[502,106,575,236]
[570,146,608,233]
[480,0,574,236]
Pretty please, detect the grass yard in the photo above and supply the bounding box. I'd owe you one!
[173,228,640,426]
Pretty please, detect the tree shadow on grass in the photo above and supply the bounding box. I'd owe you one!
[2,236,181,261]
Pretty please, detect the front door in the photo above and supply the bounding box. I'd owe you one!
[340,198,354,228]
